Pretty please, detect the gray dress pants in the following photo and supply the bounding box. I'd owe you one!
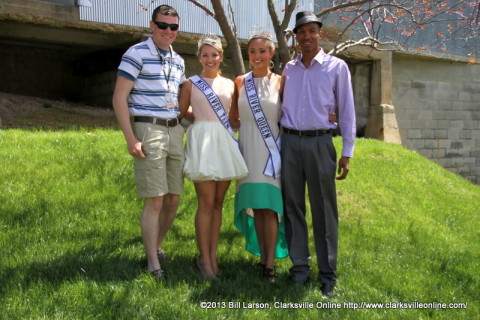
[281,132,338,285]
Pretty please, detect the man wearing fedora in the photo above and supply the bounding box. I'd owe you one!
[280,10,356,298]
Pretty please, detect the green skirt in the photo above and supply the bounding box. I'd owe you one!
[234,182,289,259]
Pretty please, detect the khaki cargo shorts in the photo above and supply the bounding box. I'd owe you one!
[132,122,185,198]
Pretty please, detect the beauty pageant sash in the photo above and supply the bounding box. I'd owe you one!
[190,75,237,143]
[244,72,281,178]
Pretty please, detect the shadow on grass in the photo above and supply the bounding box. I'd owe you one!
[157,253,311,303]
[186,259,312,303]
[1,241,144,289]
[1,230,309,303]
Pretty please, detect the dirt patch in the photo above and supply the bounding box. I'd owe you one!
[0,92,118,129]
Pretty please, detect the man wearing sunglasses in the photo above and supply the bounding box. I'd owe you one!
[113,5,185,280]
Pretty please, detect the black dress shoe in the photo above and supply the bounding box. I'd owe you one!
[320,283,334,298]
[290,266,311,285]
[291,275,310,285]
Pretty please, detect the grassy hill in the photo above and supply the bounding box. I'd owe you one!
[0,129,478,320]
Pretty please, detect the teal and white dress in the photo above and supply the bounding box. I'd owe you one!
[234,74,288,259]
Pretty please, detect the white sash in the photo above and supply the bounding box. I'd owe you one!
[244,72,281,178]
[190,75,237,143]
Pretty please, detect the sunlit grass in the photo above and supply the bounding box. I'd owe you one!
[0,129,478,319]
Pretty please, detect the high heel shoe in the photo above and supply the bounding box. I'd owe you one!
[157,249,168,262]
[195,257,216,280]
[263,267,277,283]
[150,268,165,280]
[256,262,266,270]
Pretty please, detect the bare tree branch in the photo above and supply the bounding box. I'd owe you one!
[281,0,297,30]
[227,0,237,36]
[210,0,245,75]
[184,0,215,17]
[317,0,375,18]
[328,36,382,55]
[267,0,297,66]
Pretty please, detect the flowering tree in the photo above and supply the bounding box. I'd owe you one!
[314,0,479,63]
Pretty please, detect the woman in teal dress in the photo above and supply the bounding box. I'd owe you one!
[229,31,288,282]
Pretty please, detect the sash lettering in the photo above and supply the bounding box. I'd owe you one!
[244,72,281,178]
[190,75,237,143]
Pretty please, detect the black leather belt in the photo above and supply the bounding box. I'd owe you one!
[281,126,332,137]
[133,116,180,127]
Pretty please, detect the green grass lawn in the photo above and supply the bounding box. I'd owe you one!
[0,129,478,319]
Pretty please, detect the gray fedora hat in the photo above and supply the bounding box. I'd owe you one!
[293,10,322,34]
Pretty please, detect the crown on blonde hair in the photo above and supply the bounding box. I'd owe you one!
[197,33,223,55]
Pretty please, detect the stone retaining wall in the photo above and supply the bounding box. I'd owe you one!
[393,54,480,184]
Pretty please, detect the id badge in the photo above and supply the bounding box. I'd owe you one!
[165,93,176,109]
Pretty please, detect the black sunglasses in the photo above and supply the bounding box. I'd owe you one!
[153,21,179,31]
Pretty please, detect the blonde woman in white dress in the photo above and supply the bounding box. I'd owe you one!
[179,34,248,279]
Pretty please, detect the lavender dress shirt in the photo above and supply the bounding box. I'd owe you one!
[281,49,356,158]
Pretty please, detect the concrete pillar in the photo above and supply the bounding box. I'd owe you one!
[364,50,402,144]
[365,104,402,144]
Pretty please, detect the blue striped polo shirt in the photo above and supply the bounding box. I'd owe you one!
[117,37,186,119]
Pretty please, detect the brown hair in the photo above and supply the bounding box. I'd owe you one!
[152,5,179,22]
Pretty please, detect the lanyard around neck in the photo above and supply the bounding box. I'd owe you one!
[156,46,173,87]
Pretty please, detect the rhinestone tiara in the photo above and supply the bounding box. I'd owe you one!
[248,26,273,41]
[198,33,222,50]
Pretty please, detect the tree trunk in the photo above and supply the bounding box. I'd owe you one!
[210,0,245,76]
[267,0,297,70]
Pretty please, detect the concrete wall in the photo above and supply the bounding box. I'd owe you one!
[393,54,480,184]
[1,0,79,20]
[39,0,75,5]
